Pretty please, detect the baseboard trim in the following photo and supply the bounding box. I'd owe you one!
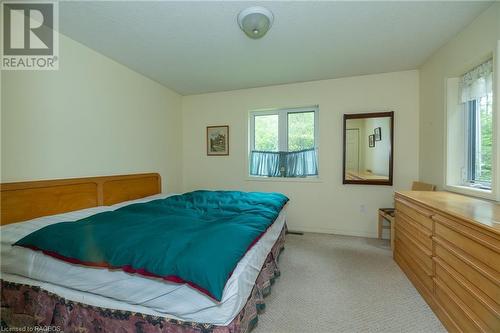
[288,226,378,238]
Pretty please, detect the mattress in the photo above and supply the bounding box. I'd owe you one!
[0,193,287,326]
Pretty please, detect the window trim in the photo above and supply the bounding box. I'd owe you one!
[248,105,319,178]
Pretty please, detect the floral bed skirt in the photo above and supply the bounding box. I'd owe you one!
[1,224,286,333]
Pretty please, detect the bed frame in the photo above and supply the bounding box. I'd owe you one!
[0,173,161,226]
[0,172,287,332]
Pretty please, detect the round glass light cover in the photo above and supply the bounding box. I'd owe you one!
[238,8,273,39]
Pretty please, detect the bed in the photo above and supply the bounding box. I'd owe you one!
[0,173,288,332]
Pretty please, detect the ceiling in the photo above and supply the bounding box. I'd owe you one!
[59,1,493,95]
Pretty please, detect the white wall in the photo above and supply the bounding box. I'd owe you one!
[364,117,391,176]
[419,3,500,197]
[1,33,183,193]
[182,70,419,237]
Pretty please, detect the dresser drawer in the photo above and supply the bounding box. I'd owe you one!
[396,211,433,250]
[396,224,432,271]
[435,240,500,305]
[395,244,433,292]
[395,199,433,232]
[435,278,488,333]
[434,217,500,274]
[435,259,500,332]
[433,213,500,250]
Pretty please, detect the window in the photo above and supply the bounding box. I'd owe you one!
[465,96,493,189]
[254,114,279,151]
[446,59,495,197]
[249,106,319,178]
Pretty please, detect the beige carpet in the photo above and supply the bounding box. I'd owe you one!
[253,233,447,333]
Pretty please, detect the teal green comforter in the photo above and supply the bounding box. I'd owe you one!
[15,190,289,301]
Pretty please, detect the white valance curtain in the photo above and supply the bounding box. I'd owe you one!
[460,59,493,103]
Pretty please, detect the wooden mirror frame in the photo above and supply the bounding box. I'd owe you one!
[342,111,394,186]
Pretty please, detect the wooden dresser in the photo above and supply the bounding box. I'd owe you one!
[394,191,500,333]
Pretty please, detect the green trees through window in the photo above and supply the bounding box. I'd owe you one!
[254,114,279,151]
[288,112,315,151]
[478,95,492,185]
[254,111,315,152]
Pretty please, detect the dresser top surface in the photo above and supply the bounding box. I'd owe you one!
[396,191,500,234]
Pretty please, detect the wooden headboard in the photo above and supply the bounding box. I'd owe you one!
[0,173,161,226]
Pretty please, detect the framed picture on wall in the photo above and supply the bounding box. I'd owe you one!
[368,134,375,148]
[374,127,382,141]
[207,125,229,156]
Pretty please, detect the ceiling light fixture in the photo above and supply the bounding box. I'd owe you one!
[237,6,274,39]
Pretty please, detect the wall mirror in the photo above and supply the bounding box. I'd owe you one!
[343,111,394,185]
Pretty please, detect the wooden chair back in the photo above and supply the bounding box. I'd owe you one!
[411,181,436,191]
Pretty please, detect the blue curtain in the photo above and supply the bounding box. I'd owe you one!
[250,148,318,177]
